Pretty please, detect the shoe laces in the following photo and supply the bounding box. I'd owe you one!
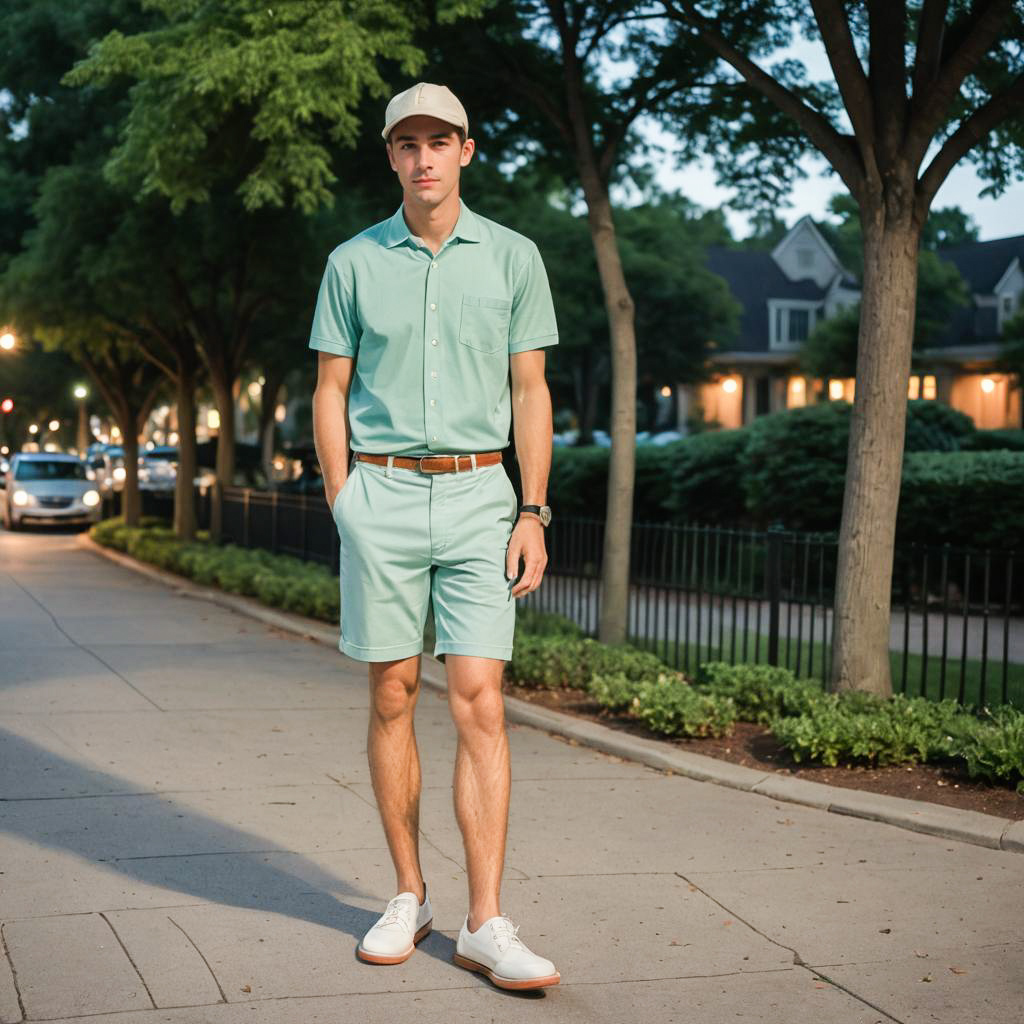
[489,914,524,952]
[380,894,417,930]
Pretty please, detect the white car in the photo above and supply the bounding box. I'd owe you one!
[1,453,103,531]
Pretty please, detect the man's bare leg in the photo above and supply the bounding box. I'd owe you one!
[445,654,510,932]
[367,655,426,901]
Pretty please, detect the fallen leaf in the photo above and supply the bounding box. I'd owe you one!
[921,975,932,983]
[241,984,252,993]
[914,950,929,958]
[949,967,967,975]
[879,928,891,934]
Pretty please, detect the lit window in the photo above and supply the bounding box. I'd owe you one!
[922,375,936,400]
[787,376,807,408]
[907,375,920,400]
[828,379,845,401]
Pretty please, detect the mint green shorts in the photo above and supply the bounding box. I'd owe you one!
[331,458,518,662]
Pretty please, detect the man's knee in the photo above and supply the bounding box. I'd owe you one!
[369,661,420,725]
[449,680,506,740]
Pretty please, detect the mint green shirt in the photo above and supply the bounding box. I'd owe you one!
[308,200,558,456]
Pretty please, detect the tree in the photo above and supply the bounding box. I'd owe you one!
[662,1,1024,696]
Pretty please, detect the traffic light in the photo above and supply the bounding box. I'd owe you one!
[0,398,13,413]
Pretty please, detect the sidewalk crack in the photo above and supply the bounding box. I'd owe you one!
[0,921,27,1023]
[675,871,905,1023]
[98,912,156,1011]
[167,916,227,1004]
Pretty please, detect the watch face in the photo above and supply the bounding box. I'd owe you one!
[539,505,552,527]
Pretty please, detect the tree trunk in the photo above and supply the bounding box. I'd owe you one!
[581,182,637,646]
[121,428,141,527]
[211,374,236,489]
[174,363,198,541]
[830,212,921,696]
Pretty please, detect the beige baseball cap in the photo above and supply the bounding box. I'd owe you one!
[382,82,469,142]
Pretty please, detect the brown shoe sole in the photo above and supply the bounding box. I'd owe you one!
[453,952,561,990]
[357,921,432,965]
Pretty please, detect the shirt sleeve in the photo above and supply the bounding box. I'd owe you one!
[308,257,360,357]
[508,243,559,354]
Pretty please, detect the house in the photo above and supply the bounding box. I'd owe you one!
[680,216,1022,430]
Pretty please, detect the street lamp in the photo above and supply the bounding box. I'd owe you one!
[72,383,89,454]
[48,418,60,432]
[0,331,15,351]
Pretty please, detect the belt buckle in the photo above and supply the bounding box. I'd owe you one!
[417,455,448,474]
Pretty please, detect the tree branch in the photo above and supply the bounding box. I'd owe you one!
[663,0,865,195]
[916,73,1024,216]
[911,0,949,99]
[809,0,879,186]
[907,0,1014,163]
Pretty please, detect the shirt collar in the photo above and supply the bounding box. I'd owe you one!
[382,199,481,249]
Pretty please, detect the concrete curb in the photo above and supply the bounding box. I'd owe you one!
[79,532,1024,855]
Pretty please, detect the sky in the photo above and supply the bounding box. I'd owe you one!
[644,36,1024,244]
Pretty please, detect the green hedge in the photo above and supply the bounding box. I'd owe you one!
[897,450,1024,549]
[91,517,340,621]
[547,402,1023,549]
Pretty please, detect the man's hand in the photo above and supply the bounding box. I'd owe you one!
[506,515,548,597]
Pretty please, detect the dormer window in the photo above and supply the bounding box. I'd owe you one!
[797,248,815,270]
[770,302,819,348]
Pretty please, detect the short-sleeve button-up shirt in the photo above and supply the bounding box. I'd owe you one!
[308,200,558,456]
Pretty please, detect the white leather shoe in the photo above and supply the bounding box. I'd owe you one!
[357,887,432,965]
[454,914,560,990]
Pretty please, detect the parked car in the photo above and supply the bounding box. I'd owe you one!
[138,445,178,492]
[0,453,102,530]
[88,444,126,496]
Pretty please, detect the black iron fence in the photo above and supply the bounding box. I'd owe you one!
[113,487,1023,709]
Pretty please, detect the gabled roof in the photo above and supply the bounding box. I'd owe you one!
[706,247,826,351]
[770,215,845,282]
[937,234,1024,294]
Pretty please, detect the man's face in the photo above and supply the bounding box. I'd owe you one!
[386,115,474,209]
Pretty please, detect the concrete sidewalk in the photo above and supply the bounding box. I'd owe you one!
[1,529,1022,1023]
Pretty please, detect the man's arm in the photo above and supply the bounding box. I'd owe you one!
[506,349,553,597]
[312,351,355,509]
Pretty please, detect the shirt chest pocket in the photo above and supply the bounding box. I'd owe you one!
[459,295,512,354]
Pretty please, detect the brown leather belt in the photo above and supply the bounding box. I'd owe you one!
[354,451,503,474]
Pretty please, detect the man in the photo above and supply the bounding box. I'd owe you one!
[309,82,559,991]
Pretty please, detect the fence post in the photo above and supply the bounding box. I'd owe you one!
[766,527,783,667]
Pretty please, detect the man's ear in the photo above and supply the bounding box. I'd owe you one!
[385,142,398,172]
[460,137,476,168]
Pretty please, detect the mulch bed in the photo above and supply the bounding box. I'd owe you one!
[504,683,1024,822]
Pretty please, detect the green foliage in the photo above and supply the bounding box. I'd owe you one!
[947,707,1024,793]
[90,517,339,621]
[627,677,737,738]
[769,694,964,768]
[800,304,860,379]
[66,0,489,212]
[696,662,823,723]
[739,402,851,530]
[898,451,1024,549]
[514,608,584,639]
[902,401,976,453]
[961,429,1024,453]
[506,635,669,690]
[662,430,748,524]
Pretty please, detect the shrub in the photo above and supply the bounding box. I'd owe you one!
[946,706,1024,792]
[769,693,964,767]
[898,450,1024,549]
[903,400,975,452]
[515,608,584,638]
[960,428,1024,453]
[739,402,851,531]
[696,662,824,722]
[506,635,670,690]
[628,677,737,737]
[662,429,748,525]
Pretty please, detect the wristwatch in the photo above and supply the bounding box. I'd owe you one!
[519,504,552,527]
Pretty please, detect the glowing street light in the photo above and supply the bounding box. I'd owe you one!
[0,332,15,351]
[48,419,60,432]
[73,384,88,400]
[28,423,39,435]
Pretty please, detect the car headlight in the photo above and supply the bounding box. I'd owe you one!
[12,489,31,507]
[113,466,126,481]
[82,489,100,507]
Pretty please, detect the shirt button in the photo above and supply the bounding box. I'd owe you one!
[431,338,438,346]
[432,435,438,441]
[430,399,437,407]
[431,370,438,380]
[431,261,437,269]
[430,303,437,311]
